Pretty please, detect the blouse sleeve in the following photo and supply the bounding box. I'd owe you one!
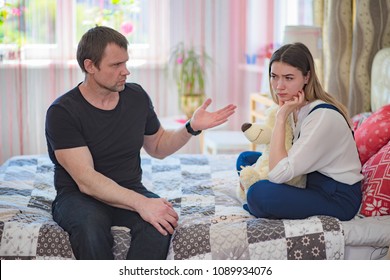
[268,108,353,183]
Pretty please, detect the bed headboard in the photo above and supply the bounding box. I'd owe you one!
[371,48,390,112]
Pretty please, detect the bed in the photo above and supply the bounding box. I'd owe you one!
[0,153,389,260]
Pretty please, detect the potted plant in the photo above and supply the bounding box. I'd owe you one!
[169,42,211,119]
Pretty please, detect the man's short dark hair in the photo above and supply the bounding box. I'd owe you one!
[77,26,129,73]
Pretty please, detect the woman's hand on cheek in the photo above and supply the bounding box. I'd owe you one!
[286,90,305,106]
[278,90,303,114]
[277,90,306,121]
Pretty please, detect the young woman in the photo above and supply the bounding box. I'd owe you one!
[237,42,363,221]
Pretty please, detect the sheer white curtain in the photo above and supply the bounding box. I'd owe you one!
[0,0,313,164]
[0,0,251,164]
[0,0,170,164]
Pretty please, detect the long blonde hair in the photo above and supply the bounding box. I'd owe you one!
[268,43,352,127]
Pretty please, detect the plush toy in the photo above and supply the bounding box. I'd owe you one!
[237,103,306,202]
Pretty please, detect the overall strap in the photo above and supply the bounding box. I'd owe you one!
[298,103,353,139]
[309,103,351,130]
[309,103,340,114]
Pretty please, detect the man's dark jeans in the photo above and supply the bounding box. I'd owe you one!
[52,186,171,260]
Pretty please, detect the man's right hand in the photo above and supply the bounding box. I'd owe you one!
[137,197,179,236]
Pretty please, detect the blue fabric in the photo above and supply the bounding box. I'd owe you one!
[236,150,262,173]
[308,103,340,114]
[236,151,362,221]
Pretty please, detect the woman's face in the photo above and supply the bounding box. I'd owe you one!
[270,61,309,103]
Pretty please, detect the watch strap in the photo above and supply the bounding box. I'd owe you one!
[185,120,202,136]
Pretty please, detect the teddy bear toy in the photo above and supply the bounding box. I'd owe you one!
[237,103,306,202]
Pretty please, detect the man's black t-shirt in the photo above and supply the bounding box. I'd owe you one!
[45,83,160,194]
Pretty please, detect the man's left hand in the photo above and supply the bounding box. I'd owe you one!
[190,98,236,131]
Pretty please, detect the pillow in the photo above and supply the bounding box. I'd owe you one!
[359,140,390,217]
[354,104,390,164]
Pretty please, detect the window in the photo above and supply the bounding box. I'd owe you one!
[246,0,314,55]
[273,0,314,44]
[76,0,147,44]
[0,0,56,44]
[245,0,314,92]
[0,0,169,63]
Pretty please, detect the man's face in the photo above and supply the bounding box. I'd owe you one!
[93,43,130,93]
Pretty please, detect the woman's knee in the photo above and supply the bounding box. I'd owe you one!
[245,182,272,217]
[246,180,272,198]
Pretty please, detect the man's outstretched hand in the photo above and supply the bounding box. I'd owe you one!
[190,98,237,131]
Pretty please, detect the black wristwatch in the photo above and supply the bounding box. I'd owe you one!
[185,120,202,136]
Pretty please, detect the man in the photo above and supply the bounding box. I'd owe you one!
[45,26,236,259]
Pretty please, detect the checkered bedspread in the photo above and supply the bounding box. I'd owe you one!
[0,154,345,260]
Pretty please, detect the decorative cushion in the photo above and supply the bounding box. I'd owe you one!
[359,140,390,217]
[354,104,390,164]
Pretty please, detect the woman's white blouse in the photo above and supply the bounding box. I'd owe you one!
[268,100,364,185]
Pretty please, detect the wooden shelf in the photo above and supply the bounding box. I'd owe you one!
[249,93,274,150]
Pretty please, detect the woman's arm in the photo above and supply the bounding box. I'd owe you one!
[269,91,305,170]
[268,102,359,184]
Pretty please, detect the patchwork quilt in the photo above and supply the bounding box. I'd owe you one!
[0,154,345,260]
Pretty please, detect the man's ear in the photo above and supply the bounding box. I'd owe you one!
[84,59,95,74]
